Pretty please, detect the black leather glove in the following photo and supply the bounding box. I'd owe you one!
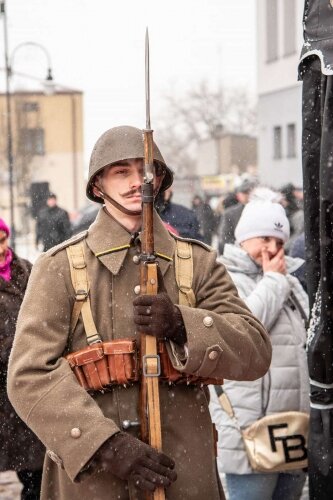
[92,432,177,492]
[133,268,187,345]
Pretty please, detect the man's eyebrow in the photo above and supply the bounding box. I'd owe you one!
[112,158,143,167]
[112,160,131,167]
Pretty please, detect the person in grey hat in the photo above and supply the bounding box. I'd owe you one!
[8,126,271,500]
[210,200,310,500]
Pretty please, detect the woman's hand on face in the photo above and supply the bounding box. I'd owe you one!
[262,248,286,275]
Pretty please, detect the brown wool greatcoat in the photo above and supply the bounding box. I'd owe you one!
[8,209,271,500]
[0,253,45,471]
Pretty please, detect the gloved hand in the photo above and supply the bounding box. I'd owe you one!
[92,432,177,492]
[133,268,187,345]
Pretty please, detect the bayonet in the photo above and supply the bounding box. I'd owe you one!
[145,28,151,131]
[144,28,154,184]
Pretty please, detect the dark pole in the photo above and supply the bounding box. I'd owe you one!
[2,0,16,251]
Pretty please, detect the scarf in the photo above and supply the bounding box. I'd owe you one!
[0,248,13,282]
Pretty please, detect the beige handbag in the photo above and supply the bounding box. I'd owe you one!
[242,411,309,472]
[215,386,309,473]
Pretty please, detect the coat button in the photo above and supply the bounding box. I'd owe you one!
[133,255,140,264]
[70,427,81,438]
[203,316,213,327]
[208,350,218,360]
[134,285,141,295]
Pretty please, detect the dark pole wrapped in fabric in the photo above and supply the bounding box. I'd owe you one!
[300,1,333,498]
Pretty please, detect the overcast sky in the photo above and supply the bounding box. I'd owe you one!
[1,0,257,161]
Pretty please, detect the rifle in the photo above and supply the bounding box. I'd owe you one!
[139,28,165,500]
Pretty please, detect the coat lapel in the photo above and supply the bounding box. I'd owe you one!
[86,207,175,276]
[86,208,132,275]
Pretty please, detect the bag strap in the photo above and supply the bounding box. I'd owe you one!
[290,290,309,327]
[175,240,196,307]
[66,241,101,345]
[214,386,241,431]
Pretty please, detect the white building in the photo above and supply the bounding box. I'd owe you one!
[257,0,304,188]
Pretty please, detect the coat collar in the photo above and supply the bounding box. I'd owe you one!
[0,252,30,293]
[86,207,175,275]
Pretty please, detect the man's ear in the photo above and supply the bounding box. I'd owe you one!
[92,184,102,197]
[153,173,165,197]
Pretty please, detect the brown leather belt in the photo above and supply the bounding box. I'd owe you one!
[65,339,223,391]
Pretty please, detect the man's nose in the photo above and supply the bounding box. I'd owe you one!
[130,170,144,187]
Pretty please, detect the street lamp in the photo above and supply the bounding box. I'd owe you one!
[213,122,224,175]
[1,0,54,251]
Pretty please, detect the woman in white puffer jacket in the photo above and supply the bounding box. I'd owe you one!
[210,200,310,500]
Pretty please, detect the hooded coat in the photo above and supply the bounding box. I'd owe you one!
[209,243,310,475]
[7,209,271,500]
[0,252,45,471]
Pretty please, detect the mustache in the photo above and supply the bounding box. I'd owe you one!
[121,188,142,198]
[120,186,160,198]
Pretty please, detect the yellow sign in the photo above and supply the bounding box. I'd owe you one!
[200,175,236,192]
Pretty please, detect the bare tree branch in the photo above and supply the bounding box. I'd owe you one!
[156,81,257,176]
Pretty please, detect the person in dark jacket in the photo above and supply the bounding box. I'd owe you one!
[217,179,255,255]
[192,195,217,245]
[289,232,307,292]
[155,188,202,240]
[0,218,45,499]
[279,183,304,254]
[36,193,72,251]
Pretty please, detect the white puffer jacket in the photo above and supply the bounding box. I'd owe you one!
[209,243,310,474]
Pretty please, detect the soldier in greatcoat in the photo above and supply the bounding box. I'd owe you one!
[8,126,272,500]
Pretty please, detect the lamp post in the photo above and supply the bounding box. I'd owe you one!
[1,0,54,251]
[213,122,224,175]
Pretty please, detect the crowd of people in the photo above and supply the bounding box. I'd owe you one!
[1,143,308,500]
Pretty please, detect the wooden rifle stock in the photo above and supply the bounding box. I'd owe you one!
[140,29,165,499]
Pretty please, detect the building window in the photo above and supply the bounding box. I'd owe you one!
[21,101,40,113]
[19,127,45,156]
[266,0,278,62]
[283,0,296,56]
[273,126,282,159]
[287,123,296,158]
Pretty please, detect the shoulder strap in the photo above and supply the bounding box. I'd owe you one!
[67,239,196,343]
[175,240,196,307]
[66,241,101,345]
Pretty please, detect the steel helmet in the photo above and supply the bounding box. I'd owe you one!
[86,125,173,203]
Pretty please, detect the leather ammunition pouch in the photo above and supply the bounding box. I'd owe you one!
[66,339,138,391]
[66,339,223,391]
